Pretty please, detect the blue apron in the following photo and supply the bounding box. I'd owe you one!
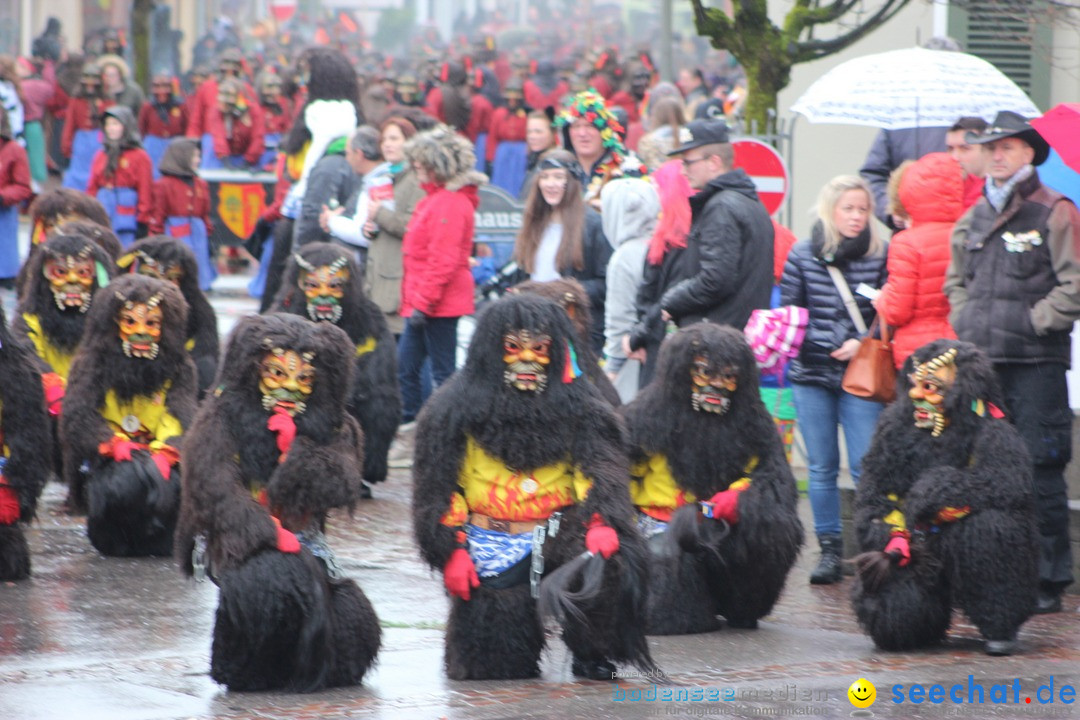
[166,216,216,291]
[247,234,274,299]
[259,132,280,171]
[96,186,139,248]
[62,128,102,192]
[199,133,246,170]
[144,135,172,180]
[0,203,19,279]
[490,141,528,197]
[473,132,488,171]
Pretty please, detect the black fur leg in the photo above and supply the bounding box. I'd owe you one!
[211,550,332,692]
[939,511,1038,642]
[852,567,952,651]
[86,456,181,557]
[0,524,31,581]
[645,542,721,635]
[325,577,382,687]
[444,583,544,680]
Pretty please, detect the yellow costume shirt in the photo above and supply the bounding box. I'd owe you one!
[440,436,593,526]
[22,313,76,381]
[100,382,183,453]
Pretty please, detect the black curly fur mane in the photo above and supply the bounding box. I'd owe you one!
[0,303,51,519]
[510,278,620,406]
[622,324,781,497]
[270,243,387,343]
[861,339,1007,500]
[123,235,220,362]
[17,233,116,353]
[443,295,614,471]
[215,313,355,484]
[281,48,362,156]
[72,274,191,403]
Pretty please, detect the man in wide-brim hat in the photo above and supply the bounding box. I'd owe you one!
[944,109,1080,615]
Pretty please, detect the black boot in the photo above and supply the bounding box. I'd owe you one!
[809,534,843,585]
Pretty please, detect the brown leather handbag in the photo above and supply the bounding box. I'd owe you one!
[841,317,896,403]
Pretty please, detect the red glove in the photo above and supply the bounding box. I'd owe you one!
[271,516,300,554]
[585,513,619,558]
[443,547,480,601]
[98,436,141,462]
[150,445,181,481]
[0,481,19,525]
[267,408,296,462]
[884,534,911,567]
[704,486,747,524]
[42,372,66,416]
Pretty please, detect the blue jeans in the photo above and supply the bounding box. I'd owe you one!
[398,316,459,423]
[791,382,883,537]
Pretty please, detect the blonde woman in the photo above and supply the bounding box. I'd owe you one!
[779,175,888,585]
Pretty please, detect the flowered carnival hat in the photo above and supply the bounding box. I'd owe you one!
[556,90,630,167]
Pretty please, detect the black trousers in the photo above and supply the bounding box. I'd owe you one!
[995,362,1074,593]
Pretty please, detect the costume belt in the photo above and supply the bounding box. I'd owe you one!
[469,512,545,535]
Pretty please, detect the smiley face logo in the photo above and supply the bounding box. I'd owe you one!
[848,678,876,708]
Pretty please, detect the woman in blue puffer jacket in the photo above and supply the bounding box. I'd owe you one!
[780,174,888,586]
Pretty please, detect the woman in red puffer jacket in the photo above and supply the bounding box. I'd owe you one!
[398,125,487,423]
[874,152,961,368]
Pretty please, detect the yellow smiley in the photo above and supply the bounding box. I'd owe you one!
[848,678,877,708]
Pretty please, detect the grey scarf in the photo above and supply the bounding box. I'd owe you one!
[985,164,1034,213]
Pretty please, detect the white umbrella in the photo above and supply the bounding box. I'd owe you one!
[791,47,1040,129]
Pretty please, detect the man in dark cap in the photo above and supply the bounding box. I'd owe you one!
[657,118,773,331]
[944,110,1080,614]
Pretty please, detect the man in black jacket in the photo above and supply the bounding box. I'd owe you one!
[293,128,365,247]
[660,119,773,330]
[944,111,1080,614]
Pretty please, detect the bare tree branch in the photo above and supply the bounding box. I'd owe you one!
[794,0,910,61]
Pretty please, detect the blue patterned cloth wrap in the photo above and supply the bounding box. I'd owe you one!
[465,522,532,578]
[636,511,668,539]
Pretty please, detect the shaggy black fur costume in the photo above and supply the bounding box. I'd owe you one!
[270,243,401,487]
[60,275,197,555]
[510,278,621,406]
[852,340,1038,653]
[0,304,53,580]
[121,236,220,395]
[12,233,117,485]
[175,313,380,692]
[280,48,362,156]
[412,294,655,680]
[16,189,117,295]
[12,233,117,373]
[620,324,804,634]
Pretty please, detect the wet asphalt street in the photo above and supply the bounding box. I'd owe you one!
[1,274,1078,720]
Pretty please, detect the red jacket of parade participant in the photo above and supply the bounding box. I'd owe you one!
[485,79,527,163]
[186,50,257,139]
[874,152,961,368]
[588,48,621,100]
[424,62,493,145]
[0,109,32,208]
[61,63,115,158]
[138,75,188,139]
[86,106,154,239]
[608,57,654,127]
[149,139,213,236]
[183,65,211,129]
[204,77,265,166]
[257,72,293,135]
[523,61,568,112]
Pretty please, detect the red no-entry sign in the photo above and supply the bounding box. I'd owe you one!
[732,138,789,217]
[270,0,297,22]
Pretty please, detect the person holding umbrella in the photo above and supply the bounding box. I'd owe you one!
[944,111,1080,614]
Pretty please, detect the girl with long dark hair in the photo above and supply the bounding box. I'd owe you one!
[512,148,611,352]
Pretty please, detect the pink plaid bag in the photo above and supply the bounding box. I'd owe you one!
[743,306,809,376]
